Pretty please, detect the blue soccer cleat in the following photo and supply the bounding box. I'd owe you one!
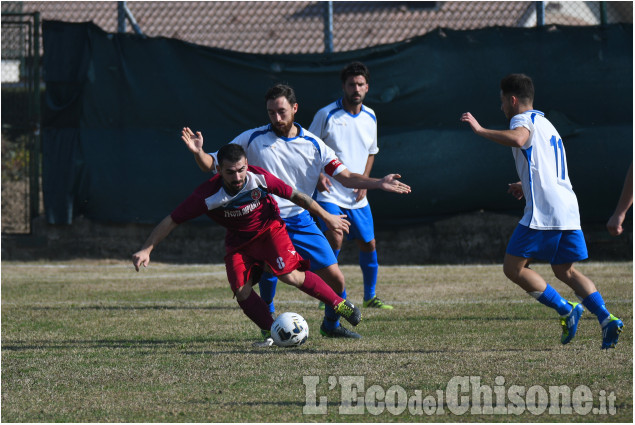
[560,302,583,345]
[601,315,624,349]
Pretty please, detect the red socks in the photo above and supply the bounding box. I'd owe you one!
[237,272,344,331]
[237,290,275,331]
[298,271,343,308]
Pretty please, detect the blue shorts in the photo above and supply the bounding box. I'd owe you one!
[315,202,375,243]
[506,224,588,264]
[283,211,337,271]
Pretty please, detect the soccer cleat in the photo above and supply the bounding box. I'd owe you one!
[601,315,624,349]
[253,330,274,348]
[363,296,394,310]
[334,300,362,326]
[320,324,361,339]
[560,302,583,345]
[253,337,274,348]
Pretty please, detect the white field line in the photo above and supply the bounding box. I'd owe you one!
[2,298,632,308]
[3,263,631,306]
[3,261,632,269]
[3,270,227,280]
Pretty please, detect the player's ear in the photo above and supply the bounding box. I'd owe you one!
[292,103,298,114]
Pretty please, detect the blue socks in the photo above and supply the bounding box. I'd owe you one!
[360,251,378,301]
[532,286,612,325]
[534,283,572,316]
[323,288,346,331]
[582,291,610,324]
[258,273,278,315]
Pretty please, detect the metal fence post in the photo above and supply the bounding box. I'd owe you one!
[323,1,333,54]
[117,1,126,33]
[600,1,607,26]
[30,11,41,221]
[535,1,545,26]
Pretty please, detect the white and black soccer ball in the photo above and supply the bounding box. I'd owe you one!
[271,312,309,347]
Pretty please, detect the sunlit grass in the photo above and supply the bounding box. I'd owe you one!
[2,261,632,422]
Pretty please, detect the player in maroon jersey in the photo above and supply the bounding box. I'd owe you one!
[132,144,361,345]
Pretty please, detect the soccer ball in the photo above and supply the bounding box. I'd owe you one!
[271,312,309,347]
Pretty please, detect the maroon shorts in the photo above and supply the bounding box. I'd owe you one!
[225,219,310,293]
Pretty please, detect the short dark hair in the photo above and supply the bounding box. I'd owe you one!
[500,73,534,103]
[341,61,370,84]
[217,143,246,167]
[264,84,297,106]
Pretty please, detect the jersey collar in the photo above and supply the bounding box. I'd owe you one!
[268,122,304,141]
[337,97,365,117]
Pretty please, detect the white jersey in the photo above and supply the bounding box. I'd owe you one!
[510,110,581,230]
[309,99,378,209]
[210,123,346,218]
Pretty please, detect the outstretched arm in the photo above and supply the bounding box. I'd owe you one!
[289,189,350,234]
[460,112,530,148]
[181,127,216,172]
[607,162,633,236]
[331,168,411,194]
[353,154,376,202]
[132,215,179,271]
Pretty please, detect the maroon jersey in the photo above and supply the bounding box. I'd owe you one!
[171,165,293,250]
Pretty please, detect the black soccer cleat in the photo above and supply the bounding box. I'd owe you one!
[334,300,362,326]
[320,324,362,339]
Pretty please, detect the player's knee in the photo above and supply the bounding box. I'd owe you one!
[278,270,304,288]
[503,262,521,283]
[553,269,569,283]
[503,254,527,283]
[359,238,376,252]
[318,266,345,293]
[334,275,345,292]
[551,264,575,283]
[326,230,344,249]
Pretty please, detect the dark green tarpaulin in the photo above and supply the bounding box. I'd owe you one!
[42,21,632,225]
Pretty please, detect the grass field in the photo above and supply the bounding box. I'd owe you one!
[2,260,632,422]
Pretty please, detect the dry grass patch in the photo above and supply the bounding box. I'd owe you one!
[2,261,632,422]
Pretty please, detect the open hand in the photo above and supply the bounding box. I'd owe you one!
[380,174,411,194]
[324,214,350,234]
[181,127,204,154]
[460,112,484,134]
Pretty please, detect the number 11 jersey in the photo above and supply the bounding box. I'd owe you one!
[510,110,581,230]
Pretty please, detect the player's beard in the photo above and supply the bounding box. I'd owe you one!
[273,120,294,137]
[345,92,364,106]
[225,178,245,195]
